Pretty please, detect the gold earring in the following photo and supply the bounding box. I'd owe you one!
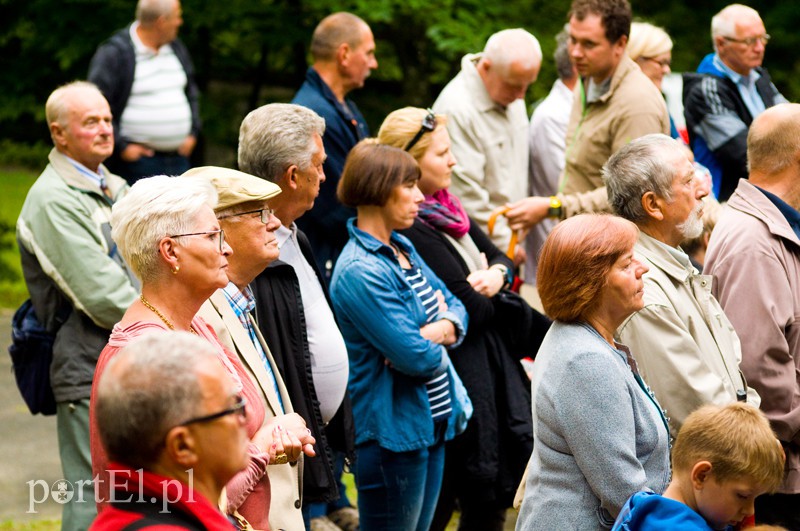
[172,265,180,274]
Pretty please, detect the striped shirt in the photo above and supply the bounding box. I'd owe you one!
[119,22,192,151]
[401,262,452,422]
[221,282,284,413]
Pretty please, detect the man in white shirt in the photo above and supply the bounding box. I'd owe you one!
[239,103,356,530]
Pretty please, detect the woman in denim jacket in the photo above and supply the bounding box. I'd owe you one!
[330,141,470,531]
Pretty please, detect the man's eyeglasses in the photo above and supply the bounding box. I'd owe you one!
[723,34,770,47]
[218,207,275,224]
[404,109,437,152]
[180,396,247,426]
[169,229,226,254]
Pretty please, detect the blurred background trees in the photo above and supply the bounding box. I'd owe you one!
[1,0,796,168]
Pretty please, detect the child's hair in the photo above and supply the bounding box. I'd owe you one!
[672,403,785,492]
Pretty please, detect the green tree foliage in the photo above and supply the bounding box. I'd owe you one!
[1,0,796,164]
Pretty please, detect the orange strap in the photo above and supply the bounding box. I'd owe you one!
[487,206,518,260]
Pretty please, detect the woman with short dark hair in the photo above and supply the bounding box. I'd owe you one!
[516,214,671,530]
[331,140,471,531]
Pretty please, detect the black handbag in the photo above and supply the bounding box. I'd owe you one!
[491,289,551,360]
[8,299,61,415]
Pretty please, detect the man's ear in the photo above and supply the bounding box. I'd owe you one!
[285,165,300,190]
[690,460,713,490]
[164,426,200,468]
[50,122,66,148]
[641,191,666,221]
[337,42,351,65]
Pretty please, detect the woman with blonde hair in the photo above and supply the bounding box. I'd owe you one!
[377,107,547,530]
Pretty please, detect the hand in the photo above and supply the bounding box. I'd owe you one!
[513,245,527,268]
[420,319,457,346]
[120,143,155,162]
[177,135,197,157]
[467,268,505,297]
[268,424,304,464]
[255,413,316,460]
[505,197,552,231]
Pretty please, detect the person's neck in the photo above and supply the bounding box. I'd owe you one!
[270,197,299,228]
[640,223,681,249]
[140,282,207,331]
[752,174,800,211]
[136,24,164,51]
[313,64,349,103]
[563,76,578,91]
[356,207,392,245]
[584,311,620,347]
[149,463,222,509]
[663,477,696,512]
[225,264,257,293]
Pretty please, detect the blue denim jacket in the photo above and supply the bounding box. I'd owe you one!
[331,219,471,452]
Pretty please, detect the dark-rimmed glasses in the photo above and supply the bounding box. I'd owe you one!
[404,109,437,152]
[180,395,247,426]
[723,34,770,47]
[218,207,275,224]
[169,229,226,253]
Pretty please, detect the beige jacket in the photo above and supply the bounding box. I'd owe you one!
[616,232,758,435]
[199,291,305,531]
[558,55,669,217]
[433,53,529,250]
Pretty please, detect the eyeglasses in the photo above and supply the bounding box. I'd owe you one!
[642,56,671,69]
[404,109,437,152]
[180,396,247,426]
[218,207,275,224]
[723,34,770,47]
[169,229,226,253]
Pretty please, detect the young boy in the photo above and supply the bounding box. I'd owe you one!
[613,403,785,530]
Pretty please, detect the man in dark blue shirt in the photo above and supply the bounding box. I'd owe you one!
[292,12,377,281]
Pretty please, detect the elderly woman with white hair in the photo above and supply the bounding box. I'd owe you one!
[88,174,306,526]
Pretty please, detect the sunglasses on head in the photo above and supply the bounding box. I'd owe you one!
[404,109,437,152]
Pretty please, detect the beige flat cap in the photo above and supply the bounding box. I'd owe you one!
[182,166,281,212]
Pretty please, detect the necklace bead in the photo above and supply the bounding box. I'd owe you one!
[140,295,197,335]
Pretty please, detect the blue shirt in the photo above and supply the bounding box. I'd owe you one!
[712,54,766,119]
[330,219,469,452]
[221,282,284,412]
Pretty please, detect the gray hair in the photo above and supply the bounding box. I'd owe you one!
[603,134,682,223]
[111,175,217,283]
[136,0,176,25]
[310,12,369,62]
[45,81,104,129]
[238,103,326,183]
[483,29,543,73]
[711,4,761,52]
[95,331,218,469]
[554,26,575,81]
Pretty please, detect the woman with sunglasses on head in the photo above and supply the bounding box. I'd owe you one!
[88,174,308,528]
[377,107,547,530]
[330,141,471,531]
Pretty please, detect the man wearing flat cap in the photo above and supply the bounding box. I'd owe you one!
[185,166,314,531]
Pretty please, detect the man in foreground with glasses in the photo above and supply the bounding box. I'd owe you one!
[239,103,357,531]
[684,3,786,201]
[17,81,139,531]
[433,28,542,264]
[190,166,316,531]
[91,332,248,529]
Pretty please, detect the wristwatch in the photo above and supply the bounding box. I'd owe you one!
[547,196,562,219]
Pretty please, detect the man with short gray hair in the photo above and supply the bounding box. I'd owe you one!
[603,133,758,434]
[90,332,247,529]
[433,28,542,260]
[89,0,200,184]
[240,103,357,531]
[292,12,377,281]
[683,4,786,201]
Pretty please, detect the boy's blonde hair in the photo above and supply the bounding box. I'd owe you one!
[672,403,784,492]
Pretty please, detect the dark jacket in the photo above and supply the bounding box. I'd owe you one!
[88,25,201,167]
[291,68,368,279]
[399,218,536,505]
[250,229,354,504]
[683,53,784,201]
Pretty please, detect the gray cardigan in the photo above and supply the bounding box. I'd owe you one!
[516,321,670,530]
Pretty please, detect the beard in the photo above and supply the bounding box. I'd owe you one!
[678,201,704,240]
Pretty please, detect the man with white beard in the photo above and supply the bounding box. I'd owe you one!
[602,134,759,434]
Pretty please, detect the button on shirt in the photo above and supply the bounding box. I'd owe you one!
[222,281,284,412]
[275,224,349,423]
[713,54,766,119]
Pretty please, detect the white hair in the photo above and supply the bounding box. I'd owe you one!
[483,29,543,73]
[711,4,761,52]
[111,175,217,283]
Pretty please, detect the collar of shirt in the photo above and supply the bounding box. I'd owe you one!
[129,21,170,58]
[65,155,106,189]
[756,185,800,240]
[221,281,256,329]
[585,76,612,103]
[712,53,761,87]
[275,222,295,249]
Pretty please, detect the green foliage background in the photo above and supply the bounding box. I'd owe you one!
[1,0,797,166]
